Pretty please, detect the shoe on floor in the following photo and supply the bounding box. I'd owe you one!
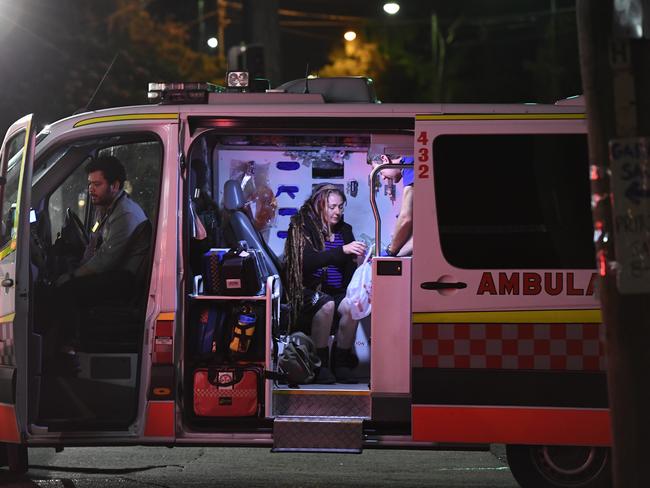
[332,346,358,384]
[314,365,336,384]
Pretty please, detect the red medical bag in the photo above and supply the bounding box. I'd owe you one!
[193,365,262,417]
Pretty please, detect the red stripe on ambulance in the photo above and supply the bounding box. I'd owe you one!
[143,401,175,438]
[412,405,611,446]
[0,403,20,443]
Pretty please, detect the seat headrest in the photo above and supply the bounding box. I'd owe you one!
[223,179,245,211]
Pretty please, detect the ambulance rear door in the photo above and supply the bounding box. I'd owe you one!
[0,114,37,445]
[410,111,606,446]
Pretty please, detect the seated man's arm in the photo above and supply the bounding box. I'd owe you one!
[75,211,140,278]
[388,185,413,255]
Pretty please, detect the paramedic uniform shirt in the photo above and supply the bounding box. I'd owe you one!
[75,190,148,278]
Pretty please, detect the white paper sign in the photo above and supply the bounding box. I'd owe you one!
[610,137,650,293]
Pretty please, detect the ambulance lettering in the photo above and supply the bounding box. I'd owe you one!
[476,272,597,296]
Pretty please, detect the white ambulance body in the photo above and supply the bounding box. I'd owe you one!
[0,79,609,487]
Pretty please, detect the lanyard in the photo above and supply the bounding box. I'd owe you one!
[91,190,126,234]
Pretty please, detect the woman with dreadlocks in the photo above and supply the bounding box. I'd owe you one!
[284,184,367,383]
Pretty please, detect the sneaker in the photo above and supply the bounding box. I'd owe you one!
[333,365,357,384]
[314,365,336,384]
[332,347,359,384]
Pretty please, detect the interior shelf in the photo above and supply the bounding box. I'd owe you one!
[189,294,267,301]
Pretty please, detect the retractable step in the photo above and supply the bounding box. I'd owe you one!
[272,416,364,453]
[273,386,371,417]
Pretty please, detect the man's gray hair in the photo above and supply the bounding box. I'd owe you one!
[367,152,400,165]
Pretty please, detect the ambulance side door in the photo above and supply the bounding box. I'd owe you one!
[0,114,36,437]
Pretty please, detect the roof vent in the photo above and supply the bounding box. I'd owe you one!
[275,76,378,103]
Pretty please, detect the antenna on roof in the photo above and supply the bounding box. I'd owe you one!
[304,63,310,94]
[77,52,119,114]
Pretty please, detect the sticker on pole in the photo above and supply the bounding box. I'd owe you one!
[610,137,650,293]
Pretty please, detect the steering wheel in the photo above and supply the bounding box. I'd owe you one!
[65,208,89,248]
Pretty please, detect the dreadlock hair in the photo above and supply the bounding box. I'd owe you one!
[283,184,346,331]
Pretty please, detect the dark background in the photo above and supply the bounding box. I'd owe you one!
[0,0,581,135]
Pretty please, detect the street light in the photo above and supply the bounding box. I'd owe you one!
[383,2,400,15]
[344,30,357,41]
[207,37,218,49]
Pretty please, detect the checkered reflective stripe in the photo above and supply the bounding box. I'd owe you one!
[412,323,605,371]
[0,321,15,366]
[194,388,256,400]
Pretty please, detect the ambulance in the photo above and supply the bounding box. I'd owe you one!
[0,74,609,487]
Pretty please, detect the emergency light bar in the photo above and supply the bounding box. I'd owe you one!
[225,71,271,93]
[227,71,249,88]
[147,74,375,104]
[147,82,223,104]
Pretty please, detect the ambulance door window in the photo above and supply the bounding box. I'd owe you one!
[47,157,91,243]
[98,141,162,224]
[0,132,26,252]
[432,134,594,269]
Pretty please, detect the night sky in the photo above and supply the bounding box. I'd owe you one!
[148,0,579,86]
[0,0,582,134]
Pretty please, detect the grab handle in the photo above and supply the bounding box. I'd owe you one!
[369,162,414,257]
[420,281,467,290]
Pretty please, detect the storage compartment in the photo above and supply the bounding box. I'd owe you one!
[181,129,409,433]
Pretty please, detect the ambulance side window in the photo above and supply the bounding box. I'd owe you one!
[0,131,26,251]
[48,159,91,243]
[97,141,162,223]
[41,136,163,244]
[433,134,595,269]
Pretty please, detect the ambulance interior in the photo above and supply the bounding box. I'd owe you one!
[184,128,413,429]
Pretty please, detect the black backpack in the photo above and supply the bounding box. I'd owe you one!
[218,244,269,296]
[277,332,321,386]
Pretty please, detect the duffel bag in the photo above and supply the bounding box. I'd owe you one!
[219,246,267,296]
[193,365,262,417]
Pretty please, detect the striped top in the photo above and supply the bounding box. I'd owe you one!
[313,231,345,292]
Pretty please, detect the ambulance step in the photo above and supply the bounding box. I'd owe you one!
[273,387,370,417]
[272,416,364,453]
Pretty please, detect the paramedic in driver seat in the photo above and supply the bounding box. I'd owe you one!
[284,184,367,384]
[369,152,413,256]
[51,155,149,374]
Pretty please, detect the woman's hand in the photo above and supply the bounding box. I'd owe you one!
[342,241,367,256]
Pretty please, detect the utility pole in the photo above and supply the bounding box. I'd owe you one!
[216,0,227,64]
[577,1,650,486]
[242,0,282,85]
[198,0,206,52]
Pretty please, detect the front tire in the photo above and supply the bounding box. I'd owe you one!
[506,444,611,488]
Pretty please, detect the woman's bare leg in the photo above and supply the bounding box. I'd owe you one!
[335,299,358,349]
[311,300,335,348]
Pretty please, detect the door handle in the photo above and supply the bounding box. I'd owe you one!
[1,277,14,288]
[421,281,467,290]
